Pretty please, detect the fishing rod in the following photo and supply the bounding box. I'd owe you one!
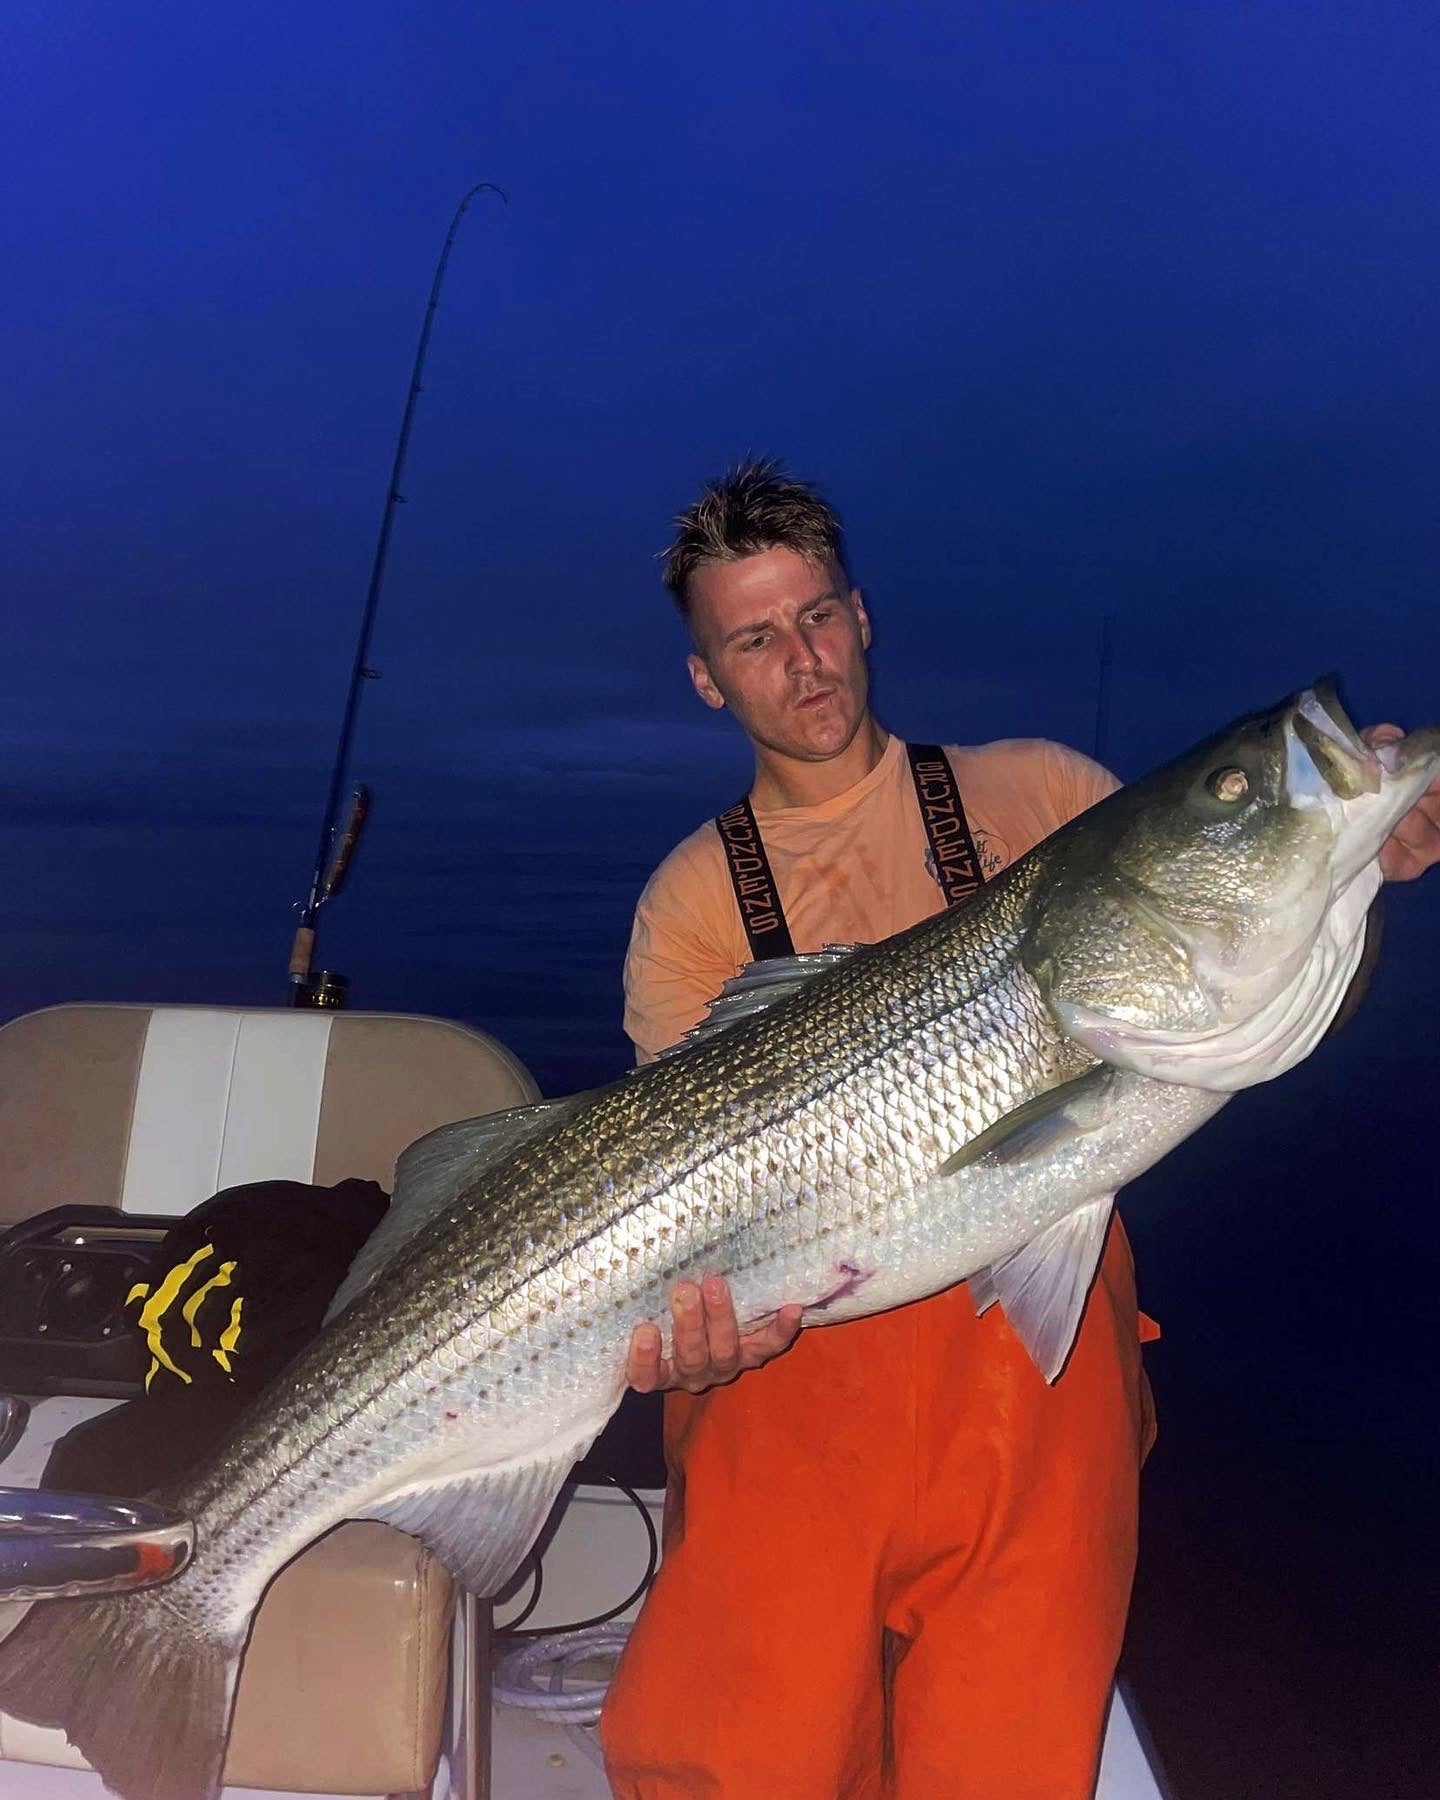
[287,180,509,1007]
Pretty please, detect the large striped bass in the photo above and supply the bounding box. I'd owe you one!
[1,680,1435,1800]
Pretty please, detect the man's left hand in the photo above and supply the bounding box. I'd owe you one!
[1365,724,1440,882]
[626,1278,804,1395]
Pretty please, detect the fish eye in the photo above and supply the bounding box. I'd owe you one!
[1207,766,1249,803]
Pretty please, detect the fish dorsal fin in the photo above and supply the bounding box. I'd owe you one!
[325,1093,594,1321]
[361,1418,605,1596]
[657,946,861,1059]
[937,1065,1113,1178]
[972,1198,1115,1383]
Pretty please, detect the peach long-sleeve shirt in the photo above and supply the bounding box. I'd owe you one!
[623,731,1118,1061]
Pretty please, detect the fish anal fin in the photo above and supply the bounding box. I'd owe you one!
[362,1421,605,1597]
[975,1197,1116,1383]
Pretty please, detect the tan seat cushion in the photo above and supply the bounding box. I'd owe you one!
[0,1006,148,1227]
[226,1522,454,1794]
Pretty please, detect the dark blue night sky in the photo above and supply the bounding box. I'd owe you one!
[3,6,1437,1793]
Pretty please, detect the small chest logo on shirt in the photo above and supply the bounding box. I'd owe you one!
[924,827,1006,891]
[911,751,1010,902]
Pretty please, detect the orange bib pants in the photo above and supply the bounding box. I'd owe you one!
[602,1217,1155,1799]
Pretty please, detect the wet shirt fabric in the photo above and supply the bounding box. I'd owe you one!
[605,733,1158,1800]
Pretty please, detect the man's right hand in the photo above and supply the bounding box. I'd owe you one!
[626,1276,804,1395]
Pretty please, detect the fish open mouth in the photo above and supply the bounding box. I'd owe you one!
[1286,679,1382,802]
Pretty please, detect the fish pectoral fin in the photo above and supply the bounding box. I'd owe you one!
[361,1420,606,1598]
[972,1197,1116,1384]
[657,946,862,1058]
[326,1090,597,1322]
[937,1065,1117,1178]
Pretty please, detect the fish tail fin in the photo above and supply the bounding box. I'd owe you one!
[0,1589,245,1800]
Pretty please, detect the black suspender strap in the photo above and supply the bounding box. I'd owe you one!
[906,743,986,907]
[714,796,797,961]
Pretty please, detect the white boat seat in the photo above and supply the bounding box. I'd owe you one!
[0,1001,540,1795]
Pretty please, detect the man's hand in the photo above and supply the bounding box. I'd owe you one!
[626,1276,804,1395]
[1365,724,1440,882]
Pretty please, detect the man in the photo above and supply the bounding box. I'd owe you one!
[600,461,1440,1798]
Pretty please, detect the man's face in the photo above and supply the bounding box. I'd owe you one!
[685,547,873,764]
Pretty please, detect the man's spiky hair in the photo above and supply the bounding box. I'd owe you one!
[661,458,849,618]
